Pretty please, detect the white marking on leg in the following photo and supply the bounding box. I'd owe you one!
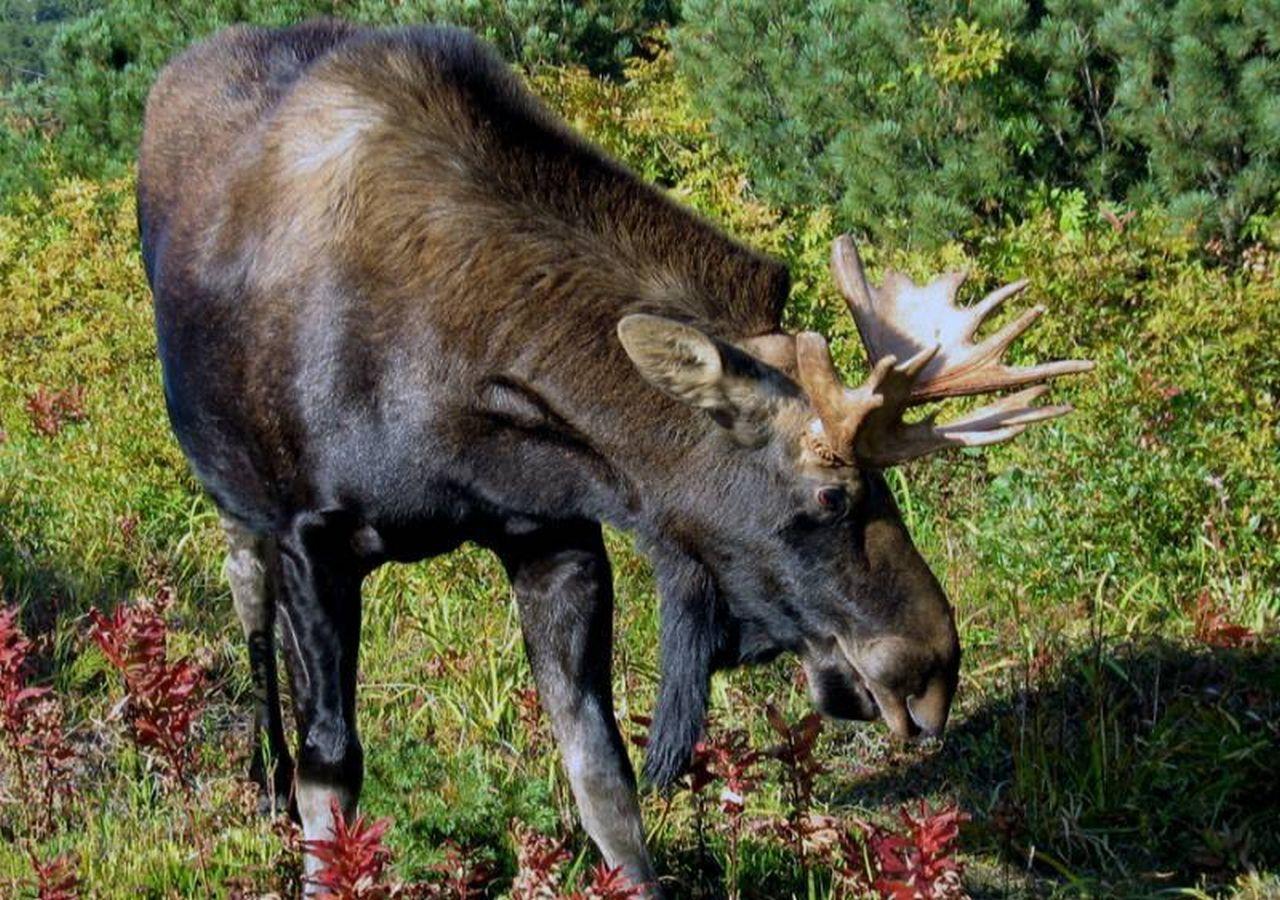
[560,725,657,891]
[222,516,268,638]
[297,775,354,892]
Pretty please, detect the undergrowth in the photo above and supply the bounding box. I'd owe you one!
[0,44,1276,900]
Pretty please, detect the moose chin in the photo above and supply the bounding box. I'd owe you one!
[138,19,1092,895]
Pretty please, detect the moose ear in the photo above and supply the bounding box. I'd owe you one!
[617,314,781,447]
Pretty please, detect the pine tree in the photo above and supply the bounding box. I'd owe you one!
[675,0,1023,247]
[1099,0,1280,243]
[676,0,1280,247]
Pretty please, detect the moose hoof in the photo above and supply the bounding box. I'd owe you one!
[249,760,296,819]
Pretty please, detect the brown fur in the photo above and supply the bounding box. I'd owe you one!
[141,23,788,511]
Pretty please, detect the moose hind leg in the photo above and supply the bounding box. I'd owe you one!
[221,514,294,814]
[499,523,659,894]
[274,513,365,890]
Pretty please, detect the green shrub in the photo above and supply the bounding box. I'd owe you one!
[673,0,1022,247]
[0,0,99,89]
[674,0,1280,247]
[1097,0,1280,243]
[0,0,677,198]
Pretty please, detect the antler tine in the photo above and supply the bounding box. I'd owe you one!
[966,278,1028,339]
[804,234,1093,468]
[831,234,875,319]
[933,357,1096,401]
[854,386,1076,468]
[831,235,899,366]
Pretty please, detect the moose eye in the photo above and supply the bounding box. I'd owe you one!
[815,486,848,518]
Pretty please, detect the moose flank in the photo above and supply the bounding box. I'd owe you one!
[137,20,1091,894]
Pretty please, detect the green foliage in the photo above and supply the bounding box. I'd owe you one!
[0,0,677,197]
[1096,0,1280,242]
[0,0,98,88]
[674,0,1280,246]
[354,0,680,75]
[673,0,1023,247]
[0,39,1277,900]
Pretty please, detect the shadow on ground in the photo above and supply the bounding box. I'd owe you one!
[826,638,1280,897]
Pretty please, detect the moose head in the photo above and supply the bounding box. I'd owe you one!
[619,236,1092,783]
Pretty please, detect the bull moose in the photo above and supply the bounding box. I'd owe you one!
[138,19,1091,893]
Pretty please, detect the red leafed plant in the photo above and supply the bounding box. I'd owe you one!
[1,605,47,738]
[87,590,205,786]
[420,841,495,899]
[842,801,969,900]
[25,386,87,438]
[1191,590,1257,649]
[515,686,549,754]
[563,863,644,900]
[762,706,824,811]
[0,606,77,834]
[1,605,47,764]
[509,820,572,899]
[302,803,497,899]
[21,697,78,832]
[303,797,395,899]
[697,726,759,896]
[701,727,759,817]
[762,705,825,868]
[25,849,80,900]
[509,821,643,900]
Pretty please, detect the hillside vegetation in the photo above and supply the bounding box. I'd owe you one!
[0,7,1277,900]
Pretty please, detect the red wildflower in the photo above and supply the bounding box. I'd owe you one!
[700,727,759,814]
[859,801,969,900]
[0,606,77,830]
[25,386,86,437]
[0,606,47,732]
[419,842,495,899]
[762,706,825,805]
[684,739,716,794]
[565,863,644,900]
[117,513,140,544]
[510,821,571,899]
[515,686,549,753]
[303,797,394,899]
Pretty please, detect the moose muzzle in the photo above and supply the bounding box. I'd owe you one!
[803,630,959,741]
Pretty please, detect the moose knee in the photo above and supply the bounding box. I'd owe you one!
[297,715,363,787]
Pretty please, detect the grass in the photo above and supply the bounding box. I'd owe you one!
[0,59,1278,898]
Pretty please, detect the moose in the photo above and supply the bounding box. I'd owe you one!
[138,19,1090,893]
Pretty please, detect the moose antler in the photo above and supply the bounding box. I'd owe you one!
[796,236,1093,468]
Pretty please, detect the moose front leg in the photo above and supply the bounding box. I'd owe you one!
[498,523,659,895]
[275,513,366,891]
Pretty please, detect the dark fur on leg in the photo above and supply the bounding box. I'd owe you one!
[643,551,725,788]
